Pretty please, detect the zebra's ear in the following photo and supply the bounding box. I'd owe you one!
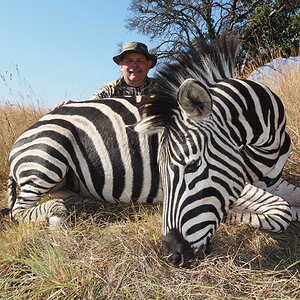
[177,79,212,121]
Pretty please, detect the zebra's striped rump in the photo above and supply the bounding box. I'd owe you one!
[8,97,162,226]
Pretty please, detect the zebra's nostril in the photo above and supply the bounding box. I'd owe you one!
[168,252,182,266]
[162,229,213,267]
[162,229,195,266]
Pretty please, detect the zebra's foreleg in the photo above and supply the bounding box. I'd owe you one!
[226,183,293,232]
[254,177,300,216]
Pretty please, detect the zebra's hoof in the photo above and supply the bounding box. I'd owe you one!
[48,216,66,230]
[48,200,68,230]
[162,229,210,267]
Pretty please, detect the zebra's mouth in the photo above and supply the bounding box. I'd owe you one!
[161,229,211,267]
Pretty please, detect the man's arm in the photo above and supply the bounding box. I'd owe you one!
[91,88,111,100]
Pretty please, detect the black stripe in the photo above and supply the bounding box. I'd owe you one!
[19,169,57,185]
[13,155,64,179]
[99,100,140,200]
[179,187,226,224]
[147,135,160,203]
[10,143,69,167]
[12,117,106,198]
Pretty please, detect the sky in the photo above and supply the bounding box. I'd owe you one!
[0,0,157,109]
[1,1,299,110]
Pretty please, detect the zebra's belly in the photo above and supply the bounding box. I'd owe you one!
[66,158,163,204]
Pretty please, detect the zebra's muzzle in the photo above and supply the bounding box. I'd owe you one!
[162,229,211,267]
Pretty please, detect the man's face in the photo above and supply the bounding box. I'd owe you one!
[120,53,153,87]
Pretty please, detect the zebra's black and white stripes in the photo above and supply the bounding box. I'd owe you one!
[8,98,162,226]
[133,79,296,263]
[132,35,300,264]
[6,33,300,265]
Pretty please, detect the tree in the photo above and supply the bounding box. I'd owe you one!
[125,0,300,71]
[239,0,300,68]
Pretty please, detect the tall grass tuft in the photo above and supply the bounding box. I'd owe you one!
[0,105,43,194]
[0,65,45,193]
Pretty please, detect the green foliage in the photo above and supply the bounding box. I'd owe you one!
[239,0,300,61]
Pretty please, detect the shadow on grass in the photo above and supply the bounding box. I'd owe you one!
[212,222,300,273]
[66,201,162,226]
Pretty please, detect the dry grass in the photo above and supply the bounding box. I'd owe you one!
[0,104,44,192]
[0,61,299,299]
[0,205,299,299]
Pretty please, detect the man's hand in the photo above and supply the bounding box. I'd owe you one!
[52,100,76,110]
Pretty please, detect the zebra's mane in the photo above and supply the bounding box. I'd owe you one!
[136,33,240,130]
[155,32,241,97]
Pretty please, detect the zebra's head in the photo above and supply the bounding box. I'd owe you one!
[133,79,231,266]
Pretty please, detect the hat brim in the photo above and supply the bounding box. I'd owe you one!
[113,50,157,68]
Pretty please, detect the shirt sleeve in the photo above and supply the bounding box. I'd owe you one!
[91,88,110,100]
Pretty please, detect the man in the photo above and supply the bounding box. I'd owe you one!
[92,41,162,99]
[54,42,161,108]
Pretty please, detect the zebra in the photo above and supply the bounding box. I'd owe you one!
[131,34,300,264]
[6,34,299,265]
[7,97,162,228]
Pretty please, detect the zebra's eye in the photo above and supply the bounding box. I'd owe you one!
[184,160,199,173]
